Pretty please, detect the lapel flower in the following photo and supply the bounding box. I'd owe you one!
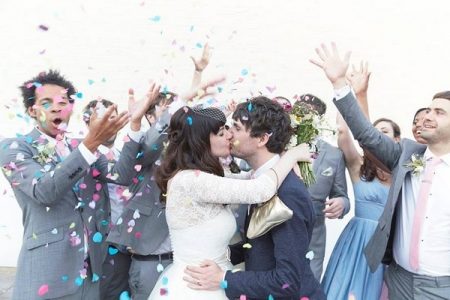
[404,154,425,176]
[32,141,57,165]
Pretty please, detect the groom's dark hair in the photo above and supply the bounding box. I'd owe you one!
[233,96,292,154]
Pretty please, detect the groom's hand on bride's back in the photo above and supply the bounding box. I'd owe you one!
[183,260,224,291]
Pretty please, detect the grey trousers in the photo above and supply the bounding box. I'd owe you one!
[54,275,99,300]
[308,216,326,281]
[129,256,173,300]
[385,261,450,300]
[99,249,132,300]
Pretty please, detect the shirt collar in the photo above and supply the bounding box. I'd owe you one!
[253,154,280,178]
[423,148,450,166]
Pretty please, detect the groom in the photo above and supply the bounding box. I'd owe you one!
[184,96,325,299]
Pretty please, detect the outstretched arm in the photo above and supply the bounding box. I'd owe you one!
[190,43,211,90]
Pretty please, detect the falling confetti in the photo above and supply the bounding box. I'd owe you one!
[220,280,228,289]
[120,291,131,300]
[150,15,161,22]
[241,69,248,76]
[242,243,252,249]
[92,232,103,243]
[38,24,49,31]
[157,263,164,273]
[37,284,49,296]
[186,116,193,125]
[108,246,119,256]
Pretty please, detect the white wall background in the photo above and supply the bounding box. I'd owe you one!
[1,0,450,268]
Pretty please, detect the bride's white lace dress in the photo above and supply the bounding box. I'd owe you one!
[148,170,276,299]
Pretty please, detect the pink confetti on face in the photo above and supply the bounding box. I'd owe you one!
[38,284,49,296]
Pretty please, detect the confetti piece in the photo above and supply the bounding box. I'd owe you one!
[268,295,274,300]
[159,288,168,296]
[183,106,189,113]
[89,201,95,209]
[120,291,131,300]
[300,297,310,300]
[88,79,94,85]
[93,193,100,201]
[186,116,193,125]
[162,276,169,285]
[157,263,164,273]
[92,273,99,282]
[92,232,103,243]
[123,135,130,142]
[79,183,87,189]
[305,250,314,260]
[38,24,49,31]
[61,275,69,282]
[116,217,123,225]
[348,293,356,300]
[75,276,83,286]
[241,69,248,76]
[247,103,253,111]
[266,86,276,93]
[95,183,102,191]
[134,164,142,172]
[37,284,49,296]
[282,283,289,289]
[92,169,100,177]
[133,209,141,219]
[240,295,247,300]
[69,222,76,229]
[150,15,161,22]
[76,92,83,99]
[242,243,252,249]
[108,246,119,256]
[220,280,228,289]
[190,25,194,32]
[51,228,58,234]
[196,42,202,48]
[128,220,136,227]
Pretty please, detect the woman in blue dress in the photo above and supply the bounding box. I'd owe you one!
[321,62,401,300]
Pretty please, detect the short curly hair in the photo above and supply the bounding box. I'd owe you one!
[20,70,77,113]
[232,96,293,154]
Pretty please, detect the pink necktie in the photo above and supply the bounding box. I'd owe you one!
[409,156,441,271]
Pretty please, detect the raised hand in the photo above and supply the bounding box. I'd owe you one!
[290,143,314,163]
[191,43,211,72]
[309,42,351,89]
[128,81,161,131]
[347,61,371,95]
[84,104,130,152]
[183,75,226,103]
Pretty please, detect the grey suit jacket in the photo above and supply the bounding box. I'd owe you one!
[309,140,349,217]
[334,93,427,272]
[0,128,140,299]
[107,113,170,255]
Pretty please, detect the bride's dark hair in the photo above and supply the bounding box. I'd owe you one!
[155,106,226,202]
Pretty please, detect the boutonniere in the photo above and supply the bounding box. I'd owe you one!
[32,141,57,165]
[404,154,425,176]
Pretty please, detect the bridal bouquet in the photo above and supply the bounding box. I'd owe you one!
[287,102,335,186]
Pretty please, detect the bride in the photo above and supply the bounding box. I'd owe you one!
[148,105,310,299]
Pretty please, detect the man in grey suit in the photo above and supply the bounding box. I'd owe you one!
[297,94,350,280]
[311,43,450,299]
[0,70,155,299]
[106,92,175,300]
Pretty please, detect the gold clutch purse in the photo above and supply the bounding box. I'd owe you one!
[246,169,293,239]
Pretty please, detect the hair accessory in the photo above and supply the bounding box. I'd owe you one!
[191,105,226,123]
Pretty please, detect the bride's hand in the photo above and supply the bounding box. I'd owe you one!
[288,143,313,163]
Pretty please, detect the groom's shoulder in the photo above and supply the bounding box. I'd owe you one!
[279,171,309,197]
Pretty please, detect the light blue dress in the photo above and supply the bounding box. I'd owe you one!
[321,178,389,300]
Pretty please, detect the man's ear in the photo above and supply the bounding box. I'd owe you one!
[27,105,37,118]
[257,133,270,148]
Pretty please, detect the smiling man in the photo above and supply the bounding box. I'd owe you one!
[0,70,154,299]
[310,42,450,299]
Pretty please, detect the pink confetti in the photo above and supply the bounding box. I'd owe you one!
[95,183,102,191]
[134,164,142,172]
[79,183,87,189]
[92,169,101,177]
[122,135,130,142]
[92,193,100,202]
[38,284,49,296]
[266,86,276,93]
[135,232,142,239]
[282,283,289,289]
[194,170,200,177]
[70,139,79,148]
[239,295,247,300]
[300,297,310,300]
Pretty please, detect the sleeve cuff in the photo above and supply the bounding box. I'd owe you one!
[128,129,144,143]
[79,142,98,165]
[334,85,352,100]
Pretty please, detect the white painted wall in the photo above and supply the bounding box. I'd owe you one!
[1,0,450,268]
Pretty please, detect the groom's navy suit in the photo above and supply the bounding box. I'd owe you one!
[225,171,326,300]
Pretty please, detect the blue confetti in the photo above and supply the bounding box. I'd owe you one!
[119,291,131,300]
[220,280,228,289]
[186,116,193,126]
[25,136,33,144]
[196,42,202,48]
[217,87,223,93]
[88,79,94,85]
[190,25,194,32]
[151,144,159,151]
[247,103,253,112]
[92,232,103,243]
[33,82,42,87]
[108,246,119,256]
[150,15,161,22]
[162,276,169,285]
[92,273,99,282]
[75,276,84,286]
[101,220,109,226]
[76,92,83,99]
[61,275,69,282]
[136,151,144,159]
[241,69,248,76]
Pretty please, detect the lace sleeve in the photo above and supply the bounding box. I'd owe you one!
[224,169,252,179]
[171,170,276,205]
